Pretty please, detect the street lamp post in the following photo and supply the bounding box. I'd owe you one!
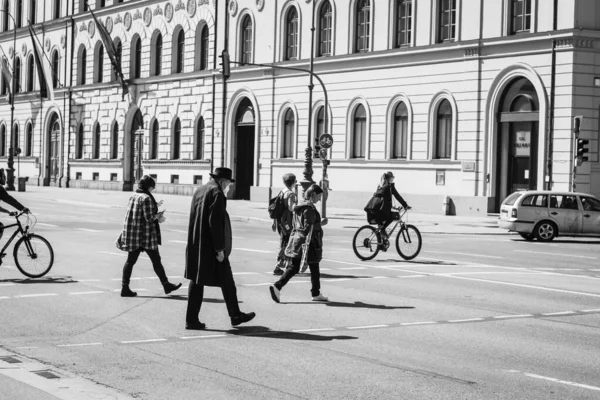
[0,10,17,191]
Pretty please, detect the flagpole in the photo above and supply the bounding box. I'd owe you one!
[0,10,17,191]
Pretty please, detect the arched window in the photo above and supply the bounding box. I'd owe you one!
[51,50,59,88]
[0,71,4,95]
[15,0,22,28]
[150,119,158,159]
[2,0,8,32]
[130,35,141,79]
[151,31,162,76]
[110,122,118,159]
[392,102,408,159]
[112,38,121,82]
[13,123,19,154]
[435,99,452,159]
[240,15,252,65]
[0,125,5,156]
[355,0,370,53]
[318,1,332,57]
[438,0,456,42]
[171,118,181,160]
[76,123,84,159]
[195,23,209,71]
[54,0,60,19]
[29,0,35,24]
[395,0,412,47]
[93,123,100,159]
[94,43,104,83]
[282,109,295,158]
[316,106,325,137]
[511,0,531,34]
[352,104,367,158]
[25,122,32,156]
[172,27,185,73]
[194,117,204,159]
[26,55,34,92]
[14,57,21,93]
[77,45,86,85]
[285,7,298,60]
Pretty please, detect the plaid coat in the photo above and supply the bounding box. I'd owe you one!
[120,192,161,251]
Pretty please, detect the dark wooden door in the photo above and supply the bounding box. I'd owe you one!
[234,125,255,200]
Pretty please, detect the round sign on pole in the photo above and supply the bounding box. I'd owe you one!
[319,133,333,149]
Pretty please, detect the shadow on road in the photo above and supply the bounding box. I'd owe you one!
[136,296,233,304]
[376,259,456,265]
[283,301,414,310]
[510,238,600,244]
[204,326,357,341]
[0,276,77,284]
[318,273,371,279]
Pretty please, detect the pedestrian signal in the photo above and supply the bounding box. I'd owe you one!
[576,138,589,162]
[573,115,583,135]
[219,50,231,79]
[313,145,321,159]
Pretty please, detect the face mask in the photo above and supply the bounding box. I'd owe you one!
[223,182,231,196]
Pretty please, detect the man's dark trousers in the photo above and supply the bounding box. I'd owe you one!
[186,258,241,323]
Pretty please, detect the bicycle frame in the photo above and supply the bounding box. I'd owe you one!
[378,208,408,239]
[0,218,27,258]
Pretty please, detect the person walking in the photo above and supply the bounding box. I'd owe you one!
[367,171,410,239]
[272,173,297,275]
[185,167,256,330]
[269,184,328,303]
[118,175,182,297]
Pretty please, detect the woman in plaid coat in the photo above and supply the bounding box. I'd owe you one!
[119,175,182,297]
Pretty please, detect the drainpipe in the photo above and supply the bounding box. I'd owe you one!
[546,0,558,190]
[210,0,218,174]
[65,0,75,187]
[220,0,229,168]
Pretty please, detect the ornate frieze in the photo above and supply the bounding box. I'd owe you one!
[124,12,132,30]
[143,7,152,26]
[187,0,196,16]
[165,3,174,21]
[464,48,479,57]
[88,21,96,37]
[256,0,264,11]
[556,38,594,49]
[115,14,123,25]
[45,37,51,51]
[153,6,163,16]
[228,0,237,16]
[133,9,142,21]
[106,16,113,34]
[175,0,185,12]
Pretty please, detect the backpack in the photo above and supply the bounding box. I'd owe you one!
[364,192,384,225]
[268,191,286,220]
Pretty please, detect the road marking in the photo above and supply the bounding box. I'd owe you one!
[57,342,103,347]
[542,311,575,316]
[36,222,58,227]
[347,324,388,330]
[77,279,101,282]
[241,283,272,286]
[514,250,596,259]
[493,314,533,319]
[448,318,484,323]
[292,328,335,333]
[68,291,106,295]
[120,338,167,344]
[400,321,437,326]
[397,275,426,278]
[77,228,103,232]
[338,267,367,270]
[267,241,280,244]
[181,334,227,340]
[0,296,9,300]
[15,293,58,298]
[166,229,187,233]
[235,248,273,253]
[168,240,187,244]
[505,370,600,392]
[424,250,503,259]
[581,309,600,313]
[232,272,259,275]
[0,283,14,287]
[98,251,127,257]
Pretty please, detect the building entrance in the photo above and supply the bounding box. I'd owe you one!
[233,98,255,200]
[47,113,60,186]
[123,108,143,191]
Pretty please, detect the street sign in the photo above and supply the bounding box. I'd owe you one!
[319,133,333,149]
[319,148,328,160]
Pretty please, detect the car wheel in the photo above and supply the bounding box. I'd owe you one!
[533,221,557,242]
[519,232,534,241]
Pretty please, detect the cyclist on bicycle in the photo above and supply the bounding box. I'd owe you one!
[369,171,410,240]
[0,184,30,216]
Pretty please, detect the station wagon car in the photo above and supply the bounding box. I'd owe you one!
[497,191,600,241]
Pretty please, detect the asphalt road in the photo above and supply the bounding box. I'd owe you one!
[0,193,599,399]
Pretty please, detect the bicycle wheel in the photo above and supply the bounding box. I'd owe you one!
[395,224,422,260]
[352,225,381,261]
[13,234,54,278]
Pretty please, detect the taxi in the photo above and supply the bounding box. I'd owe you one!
[497,190,600,241]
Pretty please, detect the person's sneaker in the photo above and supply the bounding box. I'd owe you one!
[273,267,284,275]
[121,286,137,297]
[269,285,280,303]
[312,293,329,302]
[163,282,182,295]
[231,312,256,327]
[185,321,206,330]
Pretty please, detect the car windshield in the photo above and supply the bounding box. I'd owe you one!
[503,192,523,206]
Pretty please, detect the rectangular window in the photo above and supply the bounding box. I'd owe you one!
[355,4,370,52]
[396,0,412,47]
[170,174,179,184]
[436,170,446,186]
[436,116,452,159]
[75,172,82,180]
[438,0,456,42]
[318,5,332,56]
[193,175,203,185]
[149,174,157,180]
[393,116,408,159]
[511,0,531,34]
[352,119,366,158]
[92,172,99,181]
[110,173,117,182]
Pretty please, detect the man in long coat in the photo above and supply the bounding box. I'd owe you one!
[185,167,256,330]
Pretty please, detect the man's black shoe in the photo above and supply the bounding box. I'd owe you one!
[273,267,284,275]
[231,312,256,327]
[185,321,206,330]
[163,282,182,295]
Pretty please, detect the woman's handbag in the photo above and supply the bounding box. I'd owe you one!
[115,233,125,251]
[364,193,384,224]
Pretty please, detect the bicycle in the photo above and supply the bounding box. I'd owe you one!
[0,211,54,278]
[352,207,422,261]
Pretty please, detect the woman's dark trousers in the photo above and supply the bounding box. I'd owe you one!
[186,259,241,323]
[122,248,168,285]
[274,257,321,297]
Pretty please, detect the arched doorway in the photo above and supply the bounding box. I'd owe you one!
[123,108,144,191]
[495,77,539,210]
[47,113,60,186]
[234,98,255,200]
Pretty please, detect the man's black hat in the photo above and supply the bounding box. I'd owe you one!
[210,167,236,182]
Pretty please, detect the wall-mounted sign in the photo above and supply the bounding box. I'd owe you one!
[319,133,333,149]
[513,130,531,157]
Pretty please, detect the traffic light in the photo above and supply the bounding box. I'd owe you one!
[573,116,582,135]
[313,144,321,159]
[219,50,231,79]
[576,138,589,162]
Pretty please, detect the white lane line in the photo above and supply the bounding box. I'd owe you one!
[235,248,273,253]
[400,321,437,326]
[514,250,596,259]
[68,291,106,295]
[168,240,187,244]
[542,311,575,316]
[77,279,101,282]
[120,338,167,344]
[36,222,59,227]
[581,309,600,312]
[338,267,367,270]
[292,328,335,333]
[0,296,9,300]
[267,241,280,244]
[15,293,58,298]
[77,228,103,232]
[98,251,127,257]
[445,275,600,298]
[506,370,600,392]
[398,275,426,278]
[0,283,14,287]
[493,314,533,319]
[347,324,388,330]
[448,318,484,323]
[232,272,260,275]
[166,229,187,233]
[424,250,503,259]
[181,334,227,340]
[57,343,103,347]
[241,283,272,287]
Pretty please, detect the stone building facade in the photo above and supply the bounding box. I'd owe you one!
[1,0,600,214]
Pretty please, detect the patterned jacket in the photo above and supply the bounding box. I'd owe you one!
[120,192,161,251]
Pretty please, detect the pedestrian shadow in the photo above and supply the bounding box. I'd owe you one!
[205,326,357,341]
[285,301,414,310]
[0,276,77,284]
[318,273,371,279]
[136,296,231,304]
[376,259,456,265]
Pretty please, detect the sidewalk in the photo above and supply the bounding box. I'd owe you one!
[18,186,506,235]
